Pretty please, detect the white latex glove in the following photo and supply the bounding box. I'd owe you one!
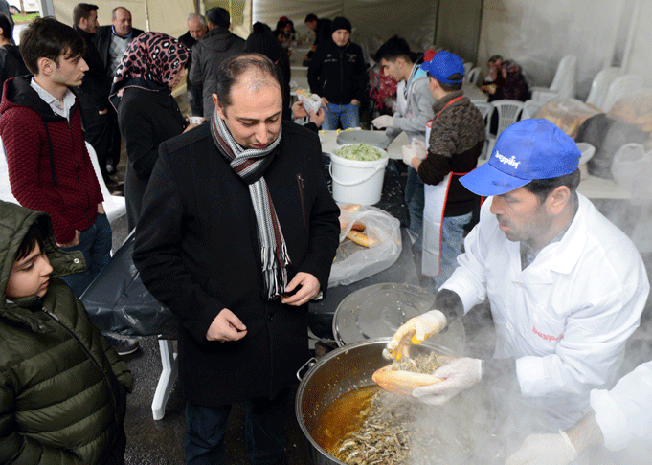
[382,310,447,361]
[412,357,483,405]
[505,431,577,465]
[401,139,428,166]
[372,114,394,129]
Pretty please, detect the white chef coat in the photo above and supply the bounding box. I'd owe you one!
[591,361,652,451]
[441,194,649,426]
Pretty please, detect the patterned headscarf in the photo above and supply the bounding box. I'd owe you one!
[113,32,189,89]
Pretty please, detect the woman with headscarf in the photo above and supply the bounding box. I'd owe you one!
[486,59,531,102]
[110,32,198,231]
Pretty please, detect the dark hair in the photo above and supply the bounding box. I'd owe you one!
[243,31,282,63]
[73,3,98,27]
[252,21,272,34]
[304,13,318,23]
[275,18,294,34]
[373,35,413,63]
[488,54,504,65]
[15,220,48,262]
[206,7,230,29]
[524,169,581,203]
[437,76,463,92]
[215,54,283,109]
[19,17,86,75]
[0,13,12,40]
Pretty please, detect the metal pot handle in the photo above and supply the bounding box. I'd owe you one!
[296,357,317,381]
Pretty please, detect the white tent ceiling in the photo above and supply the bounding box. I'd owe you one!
[39,0,651,97]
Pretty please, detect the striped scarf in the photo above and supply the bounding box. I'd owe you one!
[210,110,291,299]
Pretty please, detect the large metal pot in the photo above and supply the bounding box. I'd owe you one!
[295,338,462,465]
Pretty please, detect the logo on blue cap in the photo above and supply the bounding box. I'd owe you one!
[459,119,581,196]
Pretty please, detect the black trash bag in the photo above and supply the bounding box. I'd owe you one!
[575,113,648,180]
[81,233,178,339]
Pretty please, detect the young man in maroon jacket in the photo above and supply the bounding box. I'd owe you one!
[0,17,111,300]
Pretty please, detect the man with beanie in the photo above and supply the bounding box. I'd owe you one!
[307,16,367,130]
[387,120,648,453]
[190,6,245,118]
[371,35,435,242]
[402,50,485,291]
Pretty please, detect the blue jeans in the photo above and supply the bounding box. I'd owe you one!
[185,388,290,465]
[61,212,112,297]
[323,102,360,130]
[430,211,473,292]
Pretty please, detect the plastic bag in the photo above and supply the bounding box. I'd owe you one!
[533,99,601,138]
[328,204,401,287]
[296,88,322,114]
[81,233,178,339]
[611,143,652,201]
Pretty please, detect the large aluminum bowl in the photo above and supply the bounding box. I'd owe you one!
[295,338,493,465]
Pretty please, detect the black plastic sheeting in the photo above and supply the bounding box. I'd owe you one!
[81,233,178,339]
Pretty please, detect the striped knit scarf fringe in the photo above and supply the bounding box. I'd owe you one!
[210,111,290,299]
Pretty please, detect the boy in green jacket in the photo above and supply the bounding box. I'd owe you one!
[0,200,133,464]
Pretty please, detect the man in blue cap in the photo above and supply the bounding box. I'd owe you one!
[401,50,485,291]
[387,119,649,448]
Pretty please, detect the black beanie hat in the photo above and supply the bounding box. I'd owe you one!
[330,16,351,34]
[243,31,282,63]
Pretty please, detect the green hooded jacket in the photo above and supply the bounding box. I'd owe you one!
[0,200,133,464]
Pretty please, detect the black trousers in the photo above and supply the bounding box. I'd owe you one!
[81,106,111,176]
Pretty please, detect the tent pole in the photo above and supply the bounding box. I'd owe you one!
[621,0,639,74]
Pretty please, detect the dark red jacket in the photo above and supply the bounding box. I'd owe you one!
[0,76,102,244]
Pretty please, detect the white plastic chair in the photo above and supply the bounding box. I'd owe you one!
[585,67,621,109]
[466,67,483,86]
[0,138,19,204]
[485,100,525,157]
[85,142,126,224]
[463,62,474,77]
[520,100,546,120]
[600,74,644,113]
[472,101,494,159]
[531,54,577,102]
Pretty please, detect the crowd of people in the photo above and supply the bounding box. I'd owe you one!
[0,5,650,465]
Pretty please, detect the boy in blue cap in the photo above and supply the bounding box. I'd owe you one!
[387,119,649,450]
[401,50,485,291]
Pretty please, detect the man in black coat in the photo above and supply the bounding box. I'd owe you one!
[0,12,29,95]
[178,12,207,98]
[72,3,112,182]
[92,6,143,174]
[133,54,340,465]
[189,7,244,118]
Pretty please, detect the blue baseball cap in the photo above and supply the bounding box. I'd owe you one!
[460,119,581,196]
[419,51,464,84]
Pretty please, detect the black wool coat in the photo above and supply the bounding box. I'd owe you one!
[133,120,340,406]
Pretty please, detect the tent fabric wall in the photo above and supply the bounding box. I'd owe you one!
[477,0,631,100]
[53,0,195,40]
[252,0,437,63]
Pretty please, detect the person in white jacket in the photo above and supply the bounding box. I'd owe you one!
[506,361,652,465]
[371,36,434,238]
[385,119,649,443]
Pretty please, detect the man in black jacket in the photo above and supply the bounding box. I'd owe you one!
[0,13,28,96]
[73,3,112,182]
[133,54,340,465]
[92,6,143,174]
[178,13,208,98]
[189,7,244,118]
[307,16,367,130]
